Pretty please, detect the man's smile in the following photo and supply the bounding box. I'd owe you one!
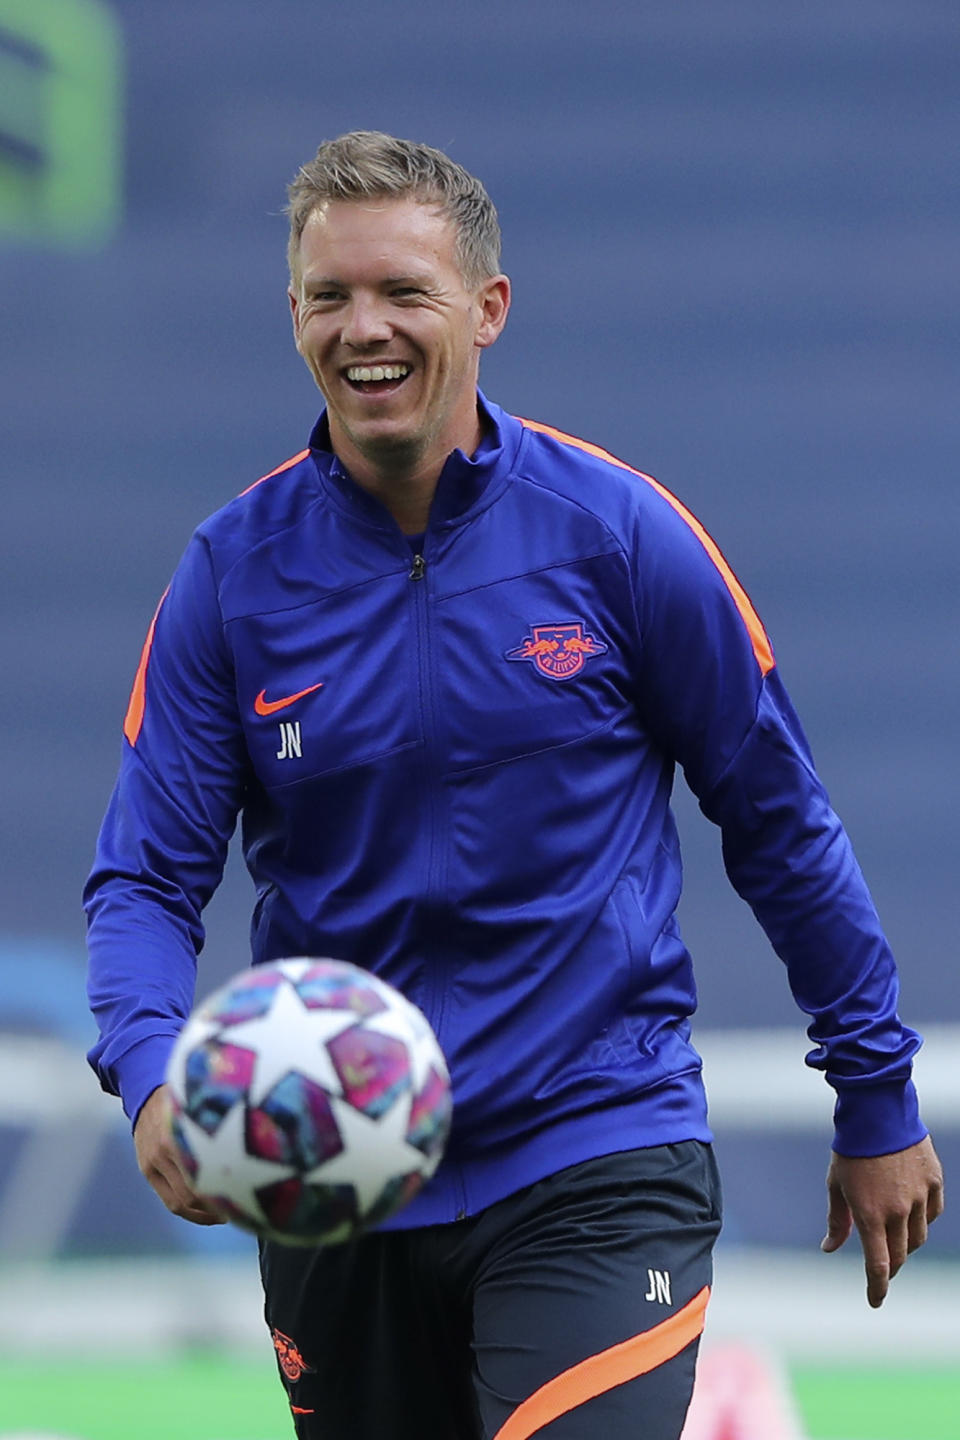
[342,362,413,398]
[345,363,411,382]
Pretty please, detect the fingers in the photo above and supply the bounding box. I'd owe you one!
[178,1202,227,1226]
[134,1084,226,1227]
[150,1162,226,1225]
[149,1153,226,1225]
[927,1169,946,1224]
[855,1193,940,1307]
[906,1197,929,1258]
[862,1233,891,1309]
[820,1177,853,1254]
[904,1170,944,1255]
[820,1217,853,1252]
[885,1215,909,1280]
[822,1139,946,1306]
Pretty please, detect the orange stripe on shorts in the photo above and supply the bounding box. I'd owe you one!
[517,416,775,676]
[123,587,170,747]
[492,1284,710,1440]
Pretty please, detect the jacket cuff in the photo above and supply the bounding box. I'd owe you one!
[113,1034,180,1129]
[832,1078,927,1157]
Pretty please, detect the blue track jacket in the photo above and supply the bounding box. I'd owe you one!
[85,396,925,1227]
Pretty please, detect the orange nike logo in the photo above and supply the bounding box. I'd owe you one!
[254,682,324,716]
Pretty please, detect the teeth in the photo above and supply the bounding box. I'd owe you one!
[346,364,410,382]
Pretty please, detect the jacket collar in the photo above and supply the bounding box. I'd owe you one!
[309,392,521,532]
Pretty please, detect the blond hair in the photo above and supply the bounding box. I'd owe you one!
[286,131,501,287]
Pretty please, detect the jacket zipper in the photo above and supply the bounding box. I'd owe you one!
[408,551,446,1038]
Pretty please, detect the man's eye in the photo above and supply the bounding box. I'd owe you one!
[392,287,421,298]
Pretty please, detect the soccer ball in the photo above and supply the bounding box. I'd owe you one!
[165,957,452,1245]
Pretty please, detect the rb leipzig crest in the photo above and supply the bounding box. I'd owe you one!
[506,622,608,681]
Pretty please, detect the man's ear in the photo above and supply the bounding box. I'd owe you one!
[288,286,303,354]
[475,274,511,350]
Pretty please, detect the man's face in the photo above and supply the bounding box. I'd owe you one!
[289,197,509,471]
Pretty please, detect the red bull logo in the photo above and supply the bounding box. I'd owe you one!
[272,1327,315,1382]
[507,622,608,680]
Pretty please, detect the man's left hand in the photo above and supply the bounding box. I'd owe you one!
[821,1135,944,1308]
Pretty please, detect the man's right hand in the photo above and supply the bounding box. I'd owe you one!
[133,1084,226,1226]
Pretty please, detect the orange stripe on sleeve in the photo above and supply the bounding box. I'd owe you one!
[517,417,775,676]
[492,1285,710,1440]
[122,448,309,749]
[123,587,169,747]
[239,449,310,496]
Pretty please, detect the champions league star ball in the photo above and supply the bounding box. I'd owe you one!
[164,958,452,1245]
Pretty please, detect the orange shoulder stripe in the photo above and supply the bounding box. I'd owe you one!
[239,448,310,497]
[517,416,775,676]
[492,1285,710,1440]
[123,587,170,747]
[122,449,309,748]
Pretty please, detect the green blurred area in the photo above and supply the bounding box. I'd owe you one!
[0,0,123,245]
[792,1365,960,1440]
[0,1355,286,1439]
[0,1357,958,1439]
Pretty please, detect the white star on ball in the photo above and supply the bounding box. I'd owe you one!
[307,1089,429,1218]
[219,976,357,1105]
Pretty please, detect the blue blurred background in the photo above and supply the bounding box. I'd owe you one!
[1,0,956,1264]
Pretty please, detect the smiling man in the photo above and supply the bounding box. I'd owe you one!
[85,132,942,1440]
[289,194,509,532]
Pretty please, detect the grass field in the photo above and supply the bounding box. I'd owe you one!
[1,1356,958,1440]
[792,1365,960,1440]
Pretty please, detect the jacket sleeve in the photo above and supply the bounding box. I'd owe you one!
[631,487,925,1158]
[84,534,248,1125]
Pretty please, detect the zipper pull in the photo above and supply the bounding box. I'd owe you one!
[409,553,426,581]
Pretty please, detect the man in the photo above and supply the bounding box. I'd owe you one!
[86,131,943,1440]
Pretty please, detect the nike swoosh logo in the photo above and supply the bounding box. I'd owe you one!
[254,682,324,716]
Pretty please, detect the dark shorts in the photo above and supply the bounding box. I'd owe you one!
[260,1140,722,1440]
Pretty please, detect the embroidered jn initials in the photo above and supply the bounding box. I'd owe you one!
[644,1269,673,1305]
[277,721,302,760]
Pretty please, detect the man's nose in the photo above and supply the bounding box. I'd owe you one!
[341,295,392,348]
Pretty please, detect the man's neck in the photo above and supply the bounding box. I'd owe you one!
[330,412,484,535]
